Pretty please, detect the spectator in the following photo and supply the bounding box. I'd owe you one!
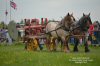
[91,33,98,44]
[88,24,94,44]
[39,38,44,50]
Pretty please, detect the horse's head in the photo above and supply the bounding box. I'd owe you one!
[62,13,75,30]
[78,13,92,31]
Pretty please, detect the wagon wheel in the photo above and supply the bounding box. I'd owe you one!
[26,38,38,51]
[26,38,32,51]
[32,38,38,51]
[50,37,56,51]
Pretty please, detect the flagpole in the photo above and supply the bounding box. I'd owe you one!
[10,0,17,22]
[5,0,7,24]
[10,0,11,21]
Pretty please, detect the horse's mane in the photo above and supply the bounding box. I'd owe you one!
[77,16,86,27]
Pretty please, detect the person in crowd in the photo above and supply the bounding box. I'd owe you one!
[93,21,100,44]
[88,24,94,44]
[38,38,44,50]
[79,37,83,45]
[91,33,98,44]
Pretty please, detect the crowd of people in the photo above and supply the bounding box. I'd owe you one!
[88,21,100,44]
[0,28,12,44]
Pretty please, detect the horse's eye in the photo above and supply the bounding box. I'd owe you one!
[72,18,75,21]
[74,18,75,21]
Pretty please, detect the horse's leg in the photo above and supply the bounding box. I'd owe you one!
[65,41,70,53]
[57,38,63,51]
[45,38,51,51]
[84,38,90,52]
[62,37,70,53]
[61,38,65,52]
[53,38,56,51]
[50,37,56,51]
[46,37,54,51]
[49,37,52,51]
[73,38,79,52]
[66,36,70,52]
[61,40,63,51]
[54,39,57,51]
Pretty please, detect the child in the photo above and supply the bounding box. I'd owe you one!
[39,38,44,50]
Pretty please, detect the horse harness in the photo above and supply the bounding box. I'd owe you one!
[46,23,71,38]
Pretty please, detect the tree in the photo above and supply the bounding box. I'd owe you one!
[0,21,7,29]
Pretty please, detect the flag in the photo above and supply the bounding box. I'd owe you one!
[10,1,17,10]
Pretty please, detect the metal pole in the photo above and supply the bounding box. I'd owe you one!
[5,0,7,24]
[10,0,11,21]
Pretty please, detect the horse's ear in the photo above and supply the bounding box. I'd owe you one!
[67,12,70,16]
[88,13,90,16]
[71,13,73,16]
[83,13,85,16]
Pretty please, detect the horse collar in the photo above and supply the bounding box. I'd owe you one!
[61,25,70,31]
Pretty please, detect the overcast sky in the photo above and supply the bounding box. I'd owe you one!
[0,0,100,24]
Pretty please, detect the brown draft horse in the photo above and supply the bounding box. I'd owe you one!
[71,13,92,52]
[45,13,75,52]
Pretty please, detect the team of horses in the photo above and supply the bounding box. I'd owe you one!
[24,12,92,53]
[45,13,92,53]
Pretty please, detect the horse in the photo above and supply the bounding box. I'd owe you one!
[45,13,75,52]
[71,13,92,52]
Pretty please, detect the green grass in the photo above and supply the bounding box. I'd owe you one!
[0,43,100,66]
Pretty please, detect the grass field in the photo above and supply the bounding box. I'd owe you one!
[0,43,100,66]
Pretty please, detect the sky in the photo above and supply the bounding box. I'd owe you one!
[0,0,100,24]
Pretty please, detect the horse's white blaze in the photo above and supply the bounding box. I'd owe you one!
[71,17,74,22]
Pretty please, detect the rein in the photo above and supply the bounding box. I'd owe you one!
[39,23,70,37]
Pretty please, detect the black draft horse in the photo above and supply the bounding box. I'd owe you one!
[71,13,92,52]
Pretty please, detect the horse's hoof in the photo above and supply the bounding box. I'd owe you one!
[73,49,78,52]
[64,50,70,53]
[73,50,78,52]
[67,50,70,53]
[85,49,90,52]
[52,49,56,52]
[53,49,56,51]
